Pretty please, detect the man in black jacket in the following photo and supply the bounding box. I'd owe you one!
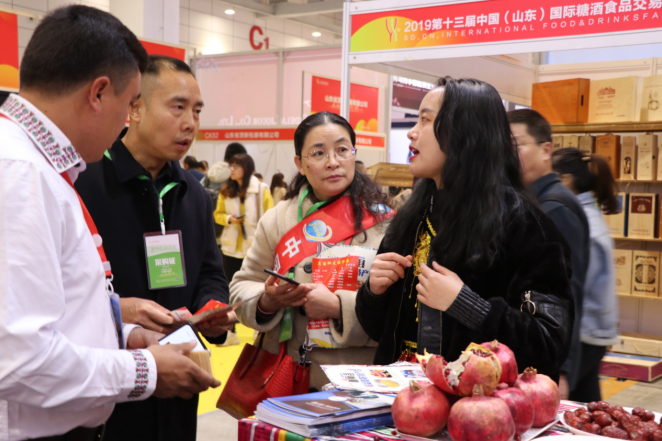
[509,109,589,399]
[75,55,235,441]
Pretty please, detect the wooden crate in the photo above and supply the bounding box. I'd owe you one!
[365,163,414,187]
[532,78,590,124]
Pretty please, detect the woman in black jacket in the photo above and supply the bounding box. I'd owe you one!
[355,77,574,381]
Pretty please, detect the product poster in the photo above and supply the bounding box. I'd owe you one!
[0,11,19,90]
[310,75,379,132]
[351,0,662,53]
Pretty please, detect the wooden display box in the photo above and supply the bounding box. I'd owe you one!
[600,352,662,382]
[611,333,662,358]
[365,163,414,187]
[532,78,590,124]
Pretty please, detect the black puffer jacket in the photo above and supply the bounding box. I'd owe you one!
[356,204,575,381]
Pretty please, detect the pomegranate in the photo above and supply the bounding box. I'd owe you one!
[447,385,516,441]
[391,380,451,437]
[417,343,502,396]
[481,340,518,387]
[513,367,560,427]
[493,384,535,436]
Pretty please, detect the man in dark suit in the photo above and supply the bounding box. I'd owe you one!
[76,55,236,441]
[509,109,590,401]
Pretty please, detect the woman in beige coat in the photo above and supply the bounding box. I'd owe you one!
[230,112,392,390]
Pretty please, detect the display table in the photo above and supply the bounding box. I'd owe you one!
[237,418,573,441]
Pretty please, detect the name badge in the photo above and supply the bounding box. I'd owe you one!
[144,231,187,289]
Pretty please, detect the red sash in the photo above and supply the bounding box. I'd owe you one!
[273,196,394,275]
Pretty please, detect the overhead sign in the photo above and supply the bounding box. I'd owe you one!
[350,0,662,53]
[196,128,296,141]
[392,76,435,112]
[140,40,187,61]
[311,75,379,132]
[0,11,19,90]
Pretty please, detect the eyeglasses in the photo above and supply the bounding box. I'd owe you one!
[303,146,357,164]
[229,164,241,170]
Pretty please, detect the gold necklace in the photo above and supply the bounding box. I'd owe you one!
[413,216,436,278]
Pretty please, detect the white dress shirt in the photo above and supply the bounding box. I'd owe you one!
[0,95,157,441]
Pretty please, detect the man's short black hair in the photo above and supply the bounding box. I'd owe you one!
[183,156,199,168]
[224,143,247,162]
[145,55,194,79]
[20,5,148,96]
[507,109,553,144]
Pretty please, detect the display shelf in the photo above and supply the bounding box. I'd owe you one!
[552,122,662,134]
[618,293,662,300]
[616,180,662,184]
[613,237,662,242]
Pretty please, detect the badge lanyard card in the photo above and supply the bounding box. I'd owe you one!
[140,177,187,290]
[278,188,326,343]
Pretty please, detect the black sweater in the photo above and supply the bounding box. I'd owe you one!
[356,203,575,381]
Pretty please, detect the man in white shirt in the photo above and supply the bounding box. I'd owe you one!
[0,6,220,441]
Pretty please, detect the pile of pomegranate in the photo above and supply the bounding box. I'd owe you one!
[564,402,662,440]
[391,340,561,441]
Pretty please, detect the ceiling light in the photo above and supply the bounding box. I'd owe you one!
[312,31,321,37]
[225,8,235,14]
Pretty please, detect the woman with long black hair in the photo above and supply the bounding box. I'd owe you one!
[552,148,619,402]
[229,112,392,391]
[356,77,574,381]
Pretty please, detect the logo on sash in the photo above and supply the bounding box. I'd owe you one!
[303,220,333,242]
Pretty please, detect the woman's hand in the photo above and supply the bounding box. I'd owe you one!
[302,284,340,320]
[196,310,238,338]
[258,275,311,312]
[367,253,413,295]
[416,262,464,311]
[228,215,244,225]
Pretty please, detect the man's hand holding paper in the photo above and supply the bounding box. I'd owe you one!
[121,297,176,333]
[147,341,221,399]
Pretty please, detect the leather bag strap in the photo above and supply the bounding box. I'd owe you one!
[261,341,288,388]
[238,333,265,379]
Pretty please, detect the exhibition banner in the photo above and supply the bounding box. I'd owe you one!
[196,128,296,141]
[140,40,187,61]
[311,75,379,133]
[355,132,386,148]
[0,11,19,90]
[351,0,662,52]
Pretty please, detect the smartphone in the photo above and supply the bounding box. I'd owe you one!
[264,269,300,286]
[159,322,207,352]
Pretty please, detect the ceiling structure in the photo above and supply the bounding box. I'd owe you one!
[216,0,346,36]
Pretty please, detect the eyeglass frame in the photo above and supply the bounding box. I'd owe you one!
[301,146,357,163]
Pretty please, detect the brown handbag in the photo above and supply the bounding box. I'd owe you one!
[216,333,310,420]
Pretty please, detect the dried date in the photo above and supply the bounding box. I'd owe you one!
[629,430,648,441]
[566,416,584,430]
[602,426,630,439]
[583,423,601,434]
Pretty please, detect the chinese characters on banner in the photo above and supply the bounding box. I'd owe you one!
[311,75,380,133]
[140,40,187,62]
[351,0,662,52]
[195,128,296,141]
[0,11,19,90]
